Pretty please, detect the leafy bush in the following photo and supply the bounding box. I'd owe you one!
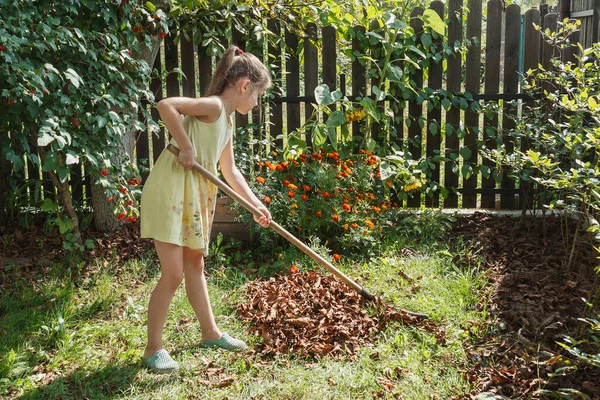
[233,142,453,259]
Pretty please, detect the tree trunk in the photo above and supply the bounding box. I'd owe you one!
[91,2,168,232]
[37,144,81,243]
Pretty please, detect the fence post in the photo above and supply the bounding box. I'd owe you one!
[232,22,248,130]
[407,8,424,208]
[444,0,463,209]
[267,19,283,150]
[481,0,503,209]
[322,25,337,134]
[519,7,542,210]
[285,28,301,136]
[351,25,367,150]
[181,29,196,98]
[304,23,319,148]
[500,4,521,210]
[150,46,164,168]
[463,0,482,208]
[425,1,445,208]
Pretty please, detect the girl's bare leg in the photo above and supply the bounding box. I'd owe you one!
[182,247,221,341]
[144,240,184,358]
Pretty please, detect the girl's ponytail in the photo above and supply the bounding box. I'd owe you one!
[205,46,271,96]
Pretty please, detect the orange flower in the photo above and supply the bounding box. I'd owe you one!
[288,184,298,191]
[359,149,366,154]
[342,203,351,212]
[363,229,369,234]
[288,191,296,198]
[332,214,339,222]
[290,265,299,273]
[303,185,311,191]
[266,161,276,171]
[263,195,271,204]
[344,224,349,230]
[365,219,375,229]
[316,211,322,217]
[282,180,290,187]
[332,254,341,262]
[291,202,298,208]
[386,180,393,188]
[351,223,358,229]
[404,182,422,192]
[276,164,284,171]
[256,176,265,184]
[323,192,331,199]
[301,194,308,201]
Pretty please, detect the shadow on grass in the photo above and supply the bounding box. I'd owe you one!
[17,361,151,399]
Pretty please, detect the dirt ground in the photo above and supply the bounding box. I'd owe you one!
[451,213,600,399]
[1,213,599,398]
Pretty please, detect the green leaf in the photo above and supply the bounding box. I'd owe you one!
[459,146,472,160]
[41,198,58,213]
[64,68,83,89]
[429,122,438,136]
[312,124,327,148]
[314,84,331,106]
[146,1,156,12]
[386,64,403,82]
[422,9,445,36]
[326,111,347,128]
[38,132,55,147]
[56,217,73,235]
[65,153,79,165]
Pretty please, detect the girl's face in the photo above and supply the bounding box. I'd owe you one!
[237,80,266,115]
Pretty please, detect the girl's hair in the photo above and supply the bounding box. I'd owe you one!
[206,46,271,96]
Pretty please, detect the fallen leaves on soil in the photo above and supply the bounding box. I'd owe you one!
[453,213,600,399]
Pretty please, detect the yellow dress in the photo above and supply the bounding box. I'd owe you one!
[140,99,233,254]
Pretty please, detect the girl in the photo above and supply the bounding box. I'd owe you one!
[140,46,272,373]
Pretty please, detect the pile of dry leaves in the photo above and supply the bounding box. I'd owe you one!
[237,271,442,359]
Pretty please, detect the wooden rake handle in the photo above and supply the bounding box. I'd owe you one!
[166,144,375,299]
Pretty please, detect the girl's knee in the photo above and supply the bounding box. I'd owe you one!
[184,248,205,273]
[160,269,184,288]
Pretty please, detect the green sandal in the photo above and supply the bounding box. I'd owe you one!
[143,349,179,373]
[201,333,248,352]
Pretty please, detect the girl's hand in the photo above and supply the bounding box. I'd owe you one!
[253,203,272,228]
[177,147,196,170]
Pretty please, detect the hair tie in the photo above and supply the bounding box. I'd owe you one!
[236,49,243,55]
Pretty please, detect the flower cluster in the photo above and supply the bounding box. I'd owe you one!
[240,147,410,256]
[96,167,142,224]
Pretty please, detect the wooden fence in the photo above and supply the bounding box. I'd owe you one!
[19,0,598,212]
[561,0,600,48]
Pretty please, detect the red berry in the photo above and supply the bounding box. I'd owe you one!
[158,32,166,39]
[7,100,15,105]
[108,197,114,202]
[0,45,5,51]
[117,212,126,221]
[100,169,109,176]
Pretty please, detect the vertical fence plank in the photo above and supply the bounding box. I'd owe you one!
[135,108,150,182]
[285,28,301,135]
[352,25,367,149]
[463,0,482,208]
[481,0,503,209]
[563,19,581,63]
[304,23,319,147]
[520,7,542,210]
[407,8,424,208]
[267,19,283,149]
[501,4,521,209]
[198,50,212,96]
[165,32,179,100]
[425,1,445,208]
[151,46,165,166]
[444,0,463,208]
[369,19,384,146]
[541,13,559,71]
[181,29,196,98]
[322,25,337,125]
[593,0,600,45]
[232,22,248,130]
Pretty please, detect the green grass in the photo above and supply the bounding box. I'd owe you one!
[0,242,487,399]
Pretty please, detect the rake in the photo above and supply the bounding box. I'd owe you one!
[167,144,428,321]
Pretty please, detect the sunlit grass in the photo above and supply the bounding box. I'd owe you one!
[0,238,487,399]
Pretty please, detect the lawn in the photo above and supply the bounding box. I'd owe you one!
[0,219,487,399]
[2,212,598,399]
